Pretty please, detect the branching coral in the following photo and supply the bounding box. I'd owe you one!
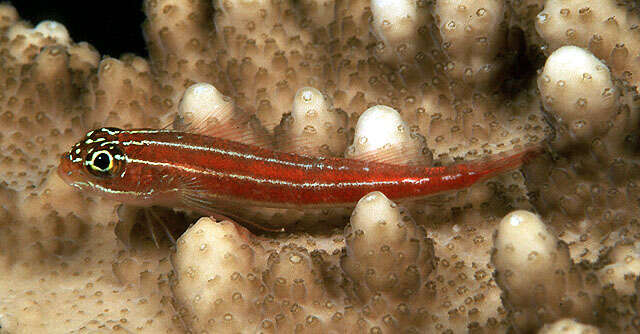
[492,210,595,331]
[171,192,435,332]
[536,0,640,93]
[1,0,640,333]
[539,319,600,334]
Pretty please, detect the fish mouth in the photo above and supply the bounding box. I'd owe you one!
[57,152,76,184]
[57,153,93,192]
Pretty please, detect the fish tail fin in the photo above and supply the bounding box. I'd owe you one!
[469,145,544,181]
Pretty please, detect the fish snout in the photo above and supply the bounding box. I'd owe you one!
[57,152,76,183]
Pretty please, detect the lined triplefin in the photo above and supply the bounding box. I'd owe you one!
[58,127,541,231]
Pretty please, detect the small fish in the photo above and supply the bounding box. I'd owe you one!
[58,127,541,231]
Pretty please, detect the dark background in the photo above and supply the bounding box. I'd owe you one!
[11,0,147,58]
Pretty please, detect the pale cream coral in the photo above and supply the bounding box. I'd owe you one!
[143,0,223,106]
[492,210,594,332]
[341,191,435,302]
[212,0,315,132]
[0,21,93,192]
[346,105,432,165]
[172,218,264,332]
[0,8,183,333]
[275,87,348,156]
[170,191,438,333]
[434,0,508,91]
[6,20,71,63]
[2,0,640,333]
[0,3,18,29]
[597,241,640,296]
[1,176,182,333]
[538,318,600,334]
[84,57,160,130]
[538,45,619,148]
[370,0,430,64]
[536,0,640,92]
[177,82,234,129]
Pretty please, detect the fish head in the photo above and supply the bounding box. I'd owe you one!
[58,127,129,198]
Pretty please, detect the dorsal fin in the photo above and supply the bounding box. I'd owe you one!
[345,132,434,166]
[172,108,275,149]
[171,83,275,148]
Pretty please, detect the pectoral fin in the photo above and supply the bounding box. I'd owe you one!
[178,186,285,233]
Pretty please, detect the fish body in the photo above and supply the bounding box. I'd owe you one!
[58,127,540,229]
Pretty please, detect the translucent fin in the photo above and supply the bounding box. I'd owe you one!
[347,132,432,166]
[470,144,544,179]
[348,143,433,166]
[172,105,275,148]
[147,207,177,245]
[272,126,324,157]
[116,205,180,248]
[272,112,349,158]
[178,185,284,233]
[143,209,161,248]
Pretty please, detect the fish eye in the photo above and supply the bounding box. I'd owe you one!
[93,151,112,170]
[85,149,121,177]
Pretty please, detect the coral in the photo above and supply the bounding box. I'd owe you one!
[538,319,600,334]
[370,0,431,65]
[433,0,508,90]
[538,45,619,149]
[341,192,435,307]
[171,192,436,332]
[597,241,640,296]
[275,87,349,157]
[346,105,432,165]
[491,210,594,332]
[171,218,264,332]
[536,0,640,93]
[1,0,640,333]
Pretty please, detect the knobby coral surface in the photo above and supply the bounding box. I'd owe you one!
[0,0,639,333]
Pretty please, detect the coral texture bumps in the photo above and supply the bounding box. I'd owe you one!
[0,0,639,333]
